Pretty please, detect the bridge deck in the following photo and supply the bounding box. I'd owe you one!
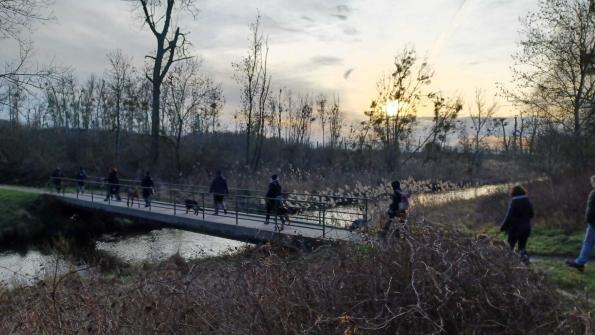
[41,189,357,244]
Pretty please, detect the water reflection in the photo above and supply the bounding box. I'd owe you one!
[95,228,246,263]
[0,229,247,287]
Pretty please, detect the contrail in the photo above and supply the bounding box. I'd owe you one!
[429,0,473,60]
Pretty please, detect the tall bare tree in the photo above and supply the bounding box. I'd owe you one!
[106,50,134,164]
[507,0,595,137]
[163,58,224,171]
[328,96,343,148]
[469,90,497,168]
[130,0,197,163]
[363,47,433,170]
[316,94,327,147]
[232,13,272,169]
[0,0,57,88]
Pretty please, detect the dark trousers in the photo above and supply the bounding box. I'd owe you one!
[265,199,285,223]
[143,195,151,207]
[105,185,121,201]
[507,225,531,253]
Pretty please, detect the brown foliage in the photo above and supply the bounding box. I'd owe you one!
[0,225,588,334]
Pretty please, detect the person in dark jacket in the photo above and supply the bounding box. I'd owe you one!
[566,175,595,272]
[104,168,121,201]
[500,185,534,262]
[141,171,154,208]
[381,180,409,238]
[51,167,63,193]
[264,174,282,225]
[76,167,87,195]
[209,170,229,215]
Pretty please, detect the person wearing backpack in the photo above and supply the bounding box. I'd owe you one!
[500,185,534,263]
[389,180,409,221]
[381,180,410,238]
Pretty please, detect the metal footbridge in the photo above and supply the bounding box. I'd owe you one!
[44,177,370,244]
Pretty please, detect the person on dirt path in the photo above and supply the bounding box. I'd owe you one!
[566,175,595,272]
[51,167,63,193]
[209,170,229,215]
[500,185,534,264]
[264,174,282,225]
[141,171,154,208]
[104,168,121,202]
[380,180,410,238]
[76,167,87,195]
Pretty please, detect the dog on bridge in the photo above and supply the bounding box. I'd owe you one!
[185,199,202,215]
[126,188,140,208]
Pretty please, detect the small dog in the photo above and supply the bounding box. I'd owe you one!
[185,199,202,215]
[127,188,140,208]
[349,219,369,232]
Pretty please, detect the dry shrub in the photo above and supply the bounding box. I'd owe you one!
[0,224,589,334]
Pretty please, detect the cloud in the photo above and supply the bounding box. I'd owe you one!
[310,56,343,66]
[337,4,352,13]
[343,27,359,35]
[332,14,348,20]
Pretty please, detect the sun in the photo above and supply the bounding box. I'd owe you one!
[386,100,399,117]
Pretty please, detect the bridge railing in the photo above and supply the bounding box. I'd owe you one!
[48,177,369,236]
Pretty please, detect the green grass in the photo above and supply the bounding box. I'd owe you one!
[475,225,586,257]
[0,189,38,231]
[534,259,595,297]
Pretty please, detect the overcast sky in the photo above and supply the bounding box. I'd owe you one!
[3,0,538,122]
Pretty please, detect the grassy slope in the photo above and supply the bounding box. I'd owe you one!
[0,189,38,232]
[475,225,585,257]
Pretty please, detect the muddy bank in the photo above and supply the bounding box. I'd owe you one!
[0,191,160,250]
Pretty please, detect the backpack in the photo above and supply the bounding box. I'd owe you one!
[398,192,410,211]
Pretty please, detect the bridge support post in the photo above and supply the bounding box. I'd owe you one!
[235,196,238,225]
[364,198,368,223]
[202,193,205,220]
[174,199,176,216]
[322,203,326,238]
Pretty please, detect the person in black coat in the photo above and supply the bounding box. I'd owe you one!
[141,171,154,207]
[51,167,63,193]
[209,170,229,215]
[500,185,534,261]
[264,174,282,225]
[104,168,121,201]
[76,167,87,195]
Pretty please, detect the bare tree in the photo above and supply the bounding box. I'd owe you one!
[328,96,343,148]
[507,0,595,137]
[129,0,197,163]
[232,13,272,170]
[106,50,134,164]
[316,94,327,147]
[363,47,433,170]
[425,93,462,159]
[469,90,497,168]
[163,58,223,170]
[0,1,57,88]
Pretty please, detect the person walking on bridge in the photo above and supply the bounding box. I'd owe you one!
[210,170,229,215]
[141,171,154,208]
[566,175,595,272]
[500,185,534,264]
[76,167,87,195]
[104,168,121,202]
[51,167,63,193]
[264,174,282,225]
